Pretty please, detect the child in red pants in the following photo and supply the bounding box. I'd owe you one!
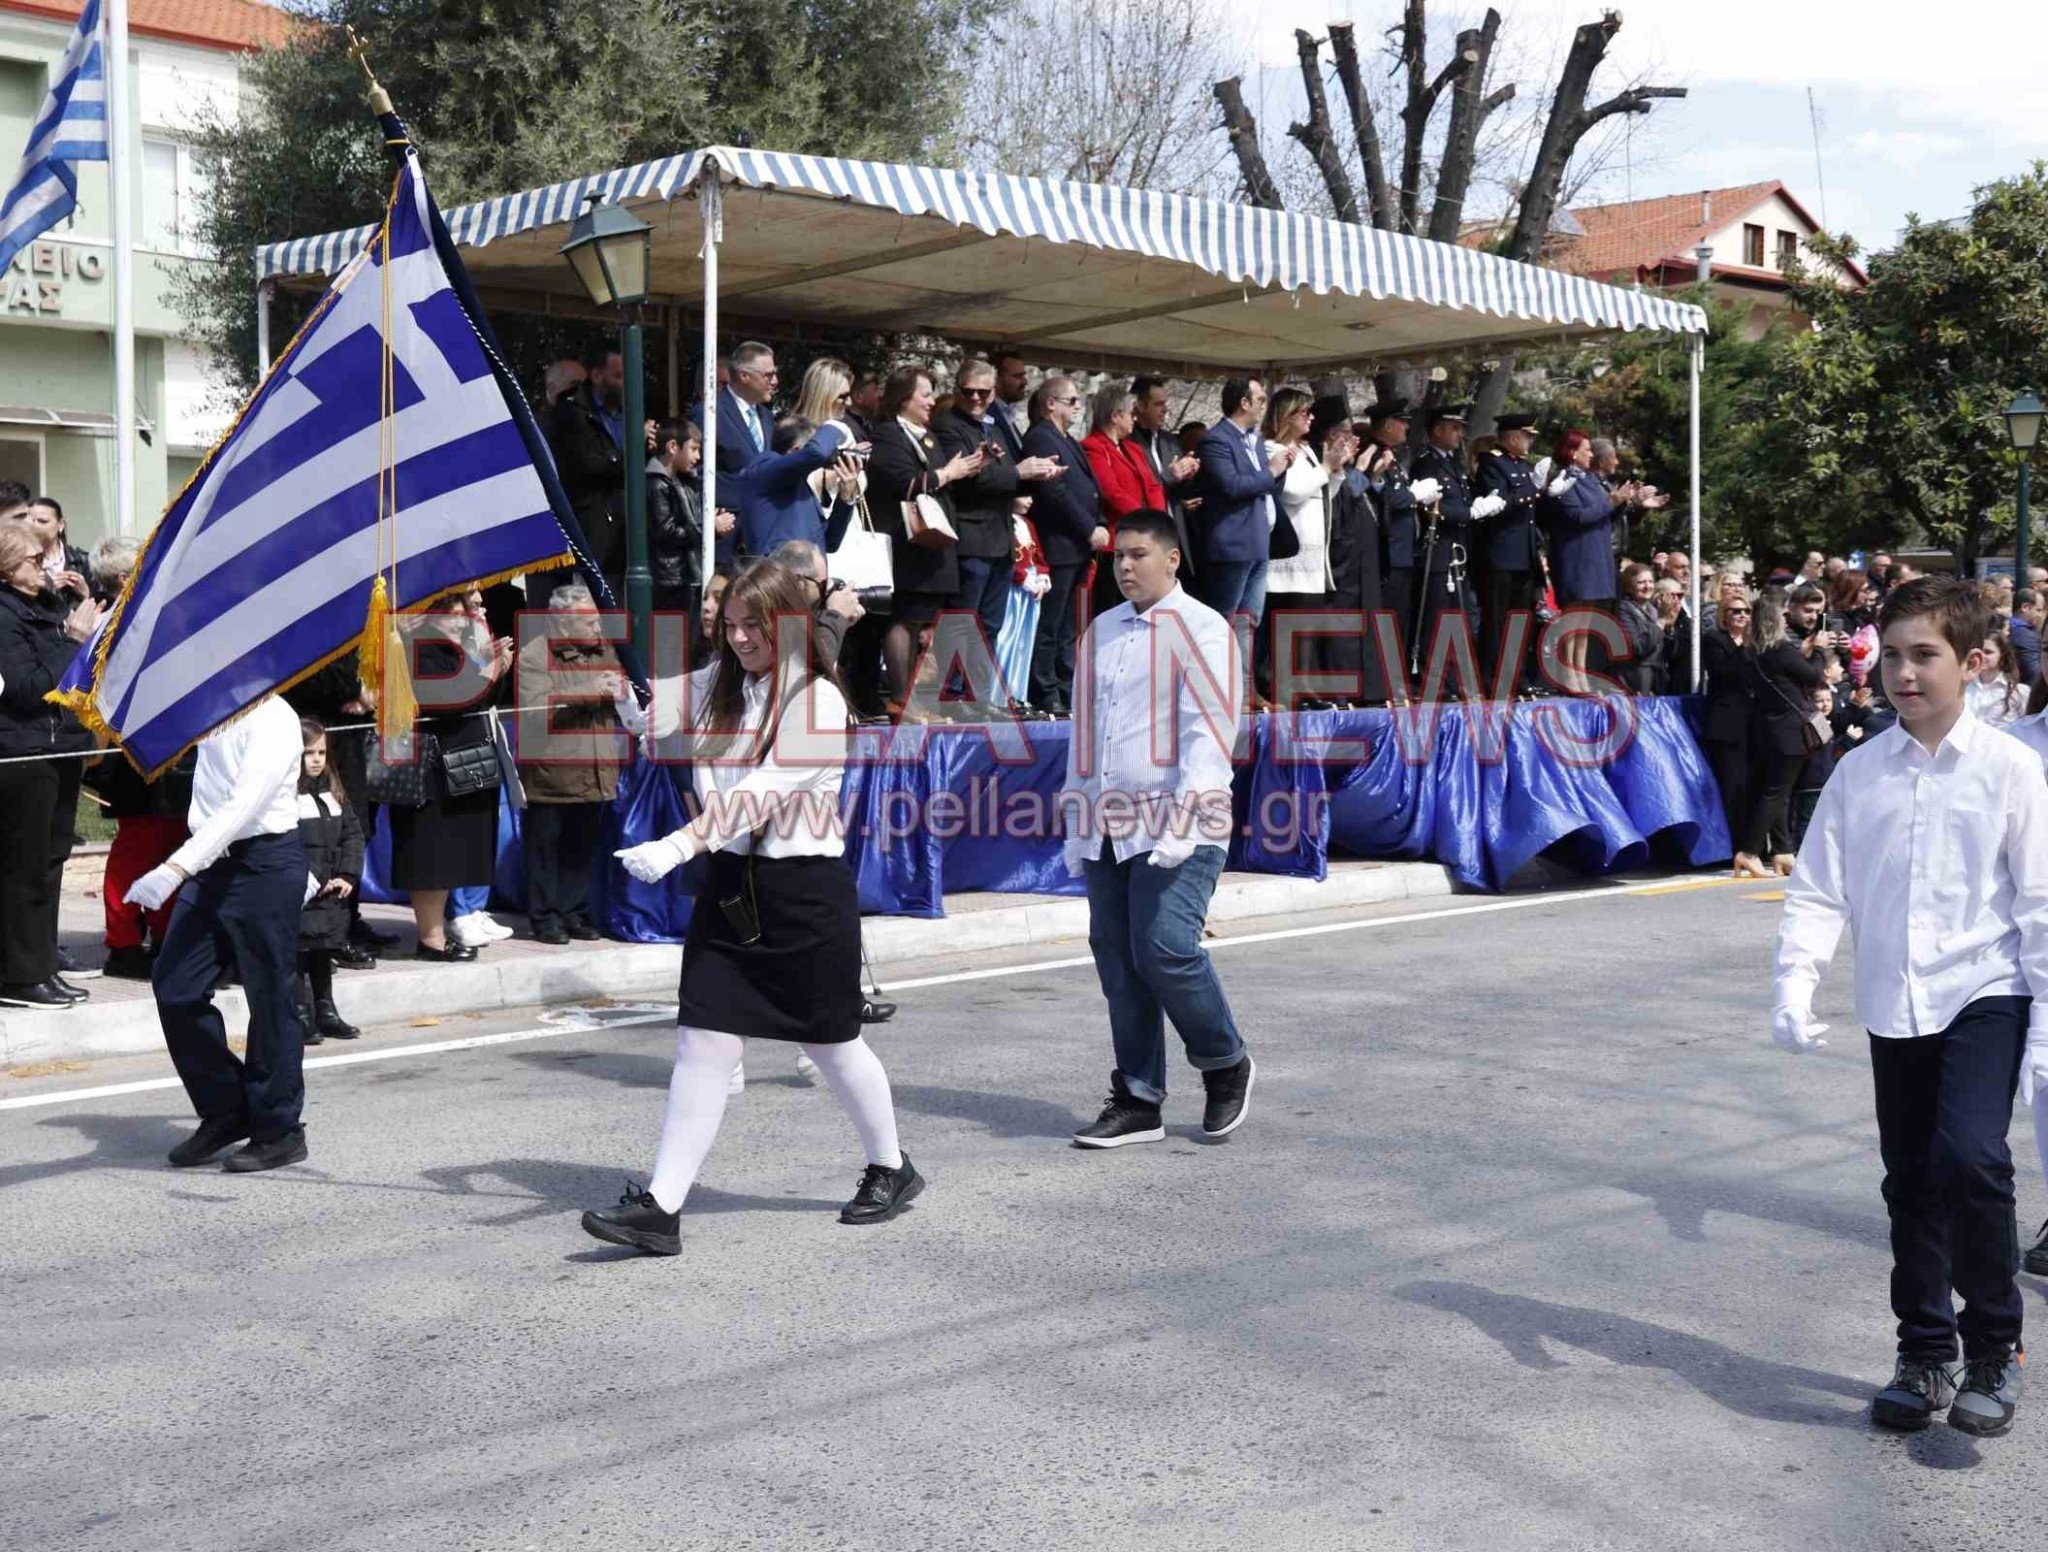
[90,752,192,977]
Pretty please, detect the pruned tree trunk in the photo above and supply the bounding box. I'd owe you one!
[1426,9,1509,244]
[1328,22,1394,231]
[1287,28,1359,224]
[1213,77,1283,210]
[1469,11,1685,432]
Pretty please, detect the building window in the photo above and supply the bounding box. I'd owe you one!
[1777,230,1798,267]
[1743,224,1765,267]
[0,433,45,495]
[140,137,210,256]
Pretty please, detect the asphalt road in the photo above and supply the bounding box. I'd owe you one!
[5,876,2045,1552]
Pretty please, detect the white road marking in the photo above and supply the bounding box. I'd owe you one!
[2,874,1738,1113]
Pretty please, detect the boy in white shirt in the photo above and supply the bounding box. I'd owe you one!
[1995,700,2048,1279]
[1775,576,2048,1437]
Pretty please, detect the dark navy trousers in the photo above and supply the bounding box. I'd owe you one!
[153,831,310,1143]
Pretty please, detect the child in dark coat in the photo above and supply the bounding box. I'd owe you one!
[297,718,366,1043]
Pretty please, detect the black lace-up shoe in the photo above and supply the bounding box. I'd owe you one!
[222,1127,309,1173]
[839,1155,924,1224]
[1200,1054,1256,1138]
[2025,1218,2048,1278]
[1872,1355,1960,1431]
[1949,1349,2023,1437]
[1073,1075,1165,1149]
[581,1181,681,1255]
[168,1113,251,1168]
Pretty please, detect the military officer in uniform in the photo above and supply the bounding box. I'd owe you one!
[1407,404,1479,679]
[1360,401,1417,677]
[1476,412,1546,694]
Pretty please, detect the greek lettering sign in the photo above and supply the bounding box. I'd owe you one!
[3,241,107,314]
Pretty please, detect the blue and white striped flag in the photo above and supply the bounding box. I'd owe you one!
[0,0,107,274]
[57,138,579,774]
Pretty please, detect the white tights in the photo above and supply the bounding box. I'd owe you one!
[647,1026,901,1212]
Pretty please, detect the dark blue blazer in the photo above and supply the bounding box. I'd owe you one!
[1475,448,1545,571]
[1543,466,1617,604]
[1192,420,1281,565]
[724,422,854,558]
[1020,419,1102,567]
[688,387,775,478]
[988,403,1028,463]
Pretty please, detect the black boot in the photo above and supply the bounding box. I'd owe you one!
[313,997,359,1040]
[295,973,322,1046]
[581,1181,682,1256]
[839,1154,924,1224]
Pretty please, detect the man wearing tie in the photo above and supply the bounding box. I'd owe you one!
[1128,375,1202,582]
[1192,377,1294,695]
[689,341,778,568]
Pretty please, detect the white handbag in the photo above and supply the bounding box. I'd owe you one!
[897,431,958,550]
[829,495,896,604]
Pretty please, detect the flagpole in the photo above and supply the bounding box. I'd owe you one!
[698,174,721,610]
[104,0,135,534]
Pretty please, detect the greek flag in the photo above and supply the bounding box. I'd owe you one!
[0,0,107,274]
[58,136,581,774]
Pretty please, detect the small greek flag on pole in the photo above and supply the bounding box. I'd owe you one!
[0,0,108,274]
[55,129,585,774]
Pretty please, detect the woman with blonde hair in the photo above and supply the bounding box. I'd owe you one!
[588,560,922,1255]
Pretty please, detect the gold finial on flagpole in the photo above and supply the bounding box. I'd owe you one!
[345,27,394,116]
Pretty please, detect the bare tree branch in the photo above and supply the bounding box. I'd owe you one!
[1579,84,1687,132]
[1214,76,1284,209]
[1286,29,1361,224]
[1397,1,1477,233]
[1329,21,1395,230]
[1427,7,1503,243]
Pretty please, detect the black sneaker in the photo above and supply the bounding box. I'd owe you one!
[860,996,897,1024]
[839,1155,924,1224]
[1200,1054,1256,1139]
[0,980,73,1009]
[168,1113,252,1167]
[581,1181,682,1256]
[313,997,360,1040]
[2025,1218,2048,1278]
[1073,1076,1165,1149]
[1871,1355,1960,1431]
[222,1128,309,1173]
[101,945,154,980]
[1949,1349,2023,1437]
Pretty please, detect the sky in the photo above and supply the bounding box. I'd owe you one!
[1237,0,2045,254]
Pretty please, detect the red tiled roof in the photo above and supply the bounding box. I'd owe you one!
[1560,181,1785,279]
[0,0,296,52]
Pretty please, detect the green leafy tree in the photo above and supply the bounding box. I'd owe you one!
[174,0,981,398]
[1764,164,2048,572]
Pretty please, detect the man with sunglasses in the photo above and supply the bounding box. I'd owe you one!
[1024,376,1107,715]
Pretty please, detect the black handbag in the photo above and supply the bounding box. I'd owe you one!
[365,731,439,808]
[1268,496,1302,561]
[439,734,503,799]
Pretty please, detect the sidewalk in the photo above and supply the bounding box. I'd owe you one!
[0,851,1458,1069]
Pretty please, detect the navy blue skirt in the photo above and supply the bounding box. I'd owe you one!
[675,853,863,1044]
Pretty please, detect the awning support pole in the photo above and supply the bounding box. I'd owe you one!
[699,177,722,612]
[256,281,274,375]
[107,0,136,533]
[1689,333,1703,692]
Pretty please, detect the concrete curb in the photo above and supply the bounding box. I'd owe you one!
[0,861,1454,1069]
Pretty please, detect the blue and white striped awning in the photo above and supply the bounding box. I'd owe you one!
[256,147,1705,371]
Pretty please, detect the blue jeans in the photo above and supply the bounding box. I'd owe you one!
[949,553,1012,697]
[1198,557,1267,679]
[1084,843,1245,1103]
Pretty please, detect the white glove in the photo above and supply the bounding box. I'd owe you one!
[124,864,184,912]
[615,833,695,883]
[1533,456,1553,484]
[1547,473,1574,497]
[1146,833,1197,870]
[1471,493,1507,520]
[2019,1027,2048,1109]
[304,873,322,907]
[1062,835,1095,879]
[1408,477,1441,504]
[1771,1006,1830,1054]
[1025,570,1051,600]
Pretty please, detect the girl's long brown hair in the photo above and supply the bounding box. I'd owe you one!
[697,559,849,756]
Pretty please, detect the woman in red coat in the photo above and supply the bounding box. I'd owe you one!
[1080,382,1167,616]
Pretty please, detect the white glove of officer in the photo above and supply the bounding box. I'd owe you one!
[2019,1025,2048,1109]
[1407,477,1442,504]
[615,831,697,883]
[124,864,184,912]
[1470,493,1507,520]
[1771,1006,1830,1054]
[1547,472,1574,497]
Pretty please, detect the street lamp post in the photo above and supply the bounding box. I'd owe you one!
[560,197,655,651]
[2007,389,2044,587]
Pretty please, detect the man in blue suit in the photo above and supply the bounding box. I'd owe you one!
[1193,377,1295,688]
[689,342,779,573]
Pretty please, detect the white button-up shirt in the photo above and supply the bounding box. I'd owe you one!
[682,665,849,858]
[1774,709,2048,1039]
[168,695,305,877]
[1063,584,1242,865]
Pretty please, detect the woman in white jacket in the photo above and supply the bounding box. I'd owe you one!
[1260,388,1356,701]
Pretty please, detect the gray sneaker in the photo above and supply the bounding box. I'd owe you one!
[1949,1350,2023,1437]
[1871,1355,1959,1431]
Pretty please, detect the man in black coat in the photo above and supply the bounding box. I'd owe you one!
[1476,412,1546,694]
[545,347,627,580]
[1021,376,1103,715]
[1128,375,1202,582]
[1406,404,1479,679]
[1360,401,1416,672]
